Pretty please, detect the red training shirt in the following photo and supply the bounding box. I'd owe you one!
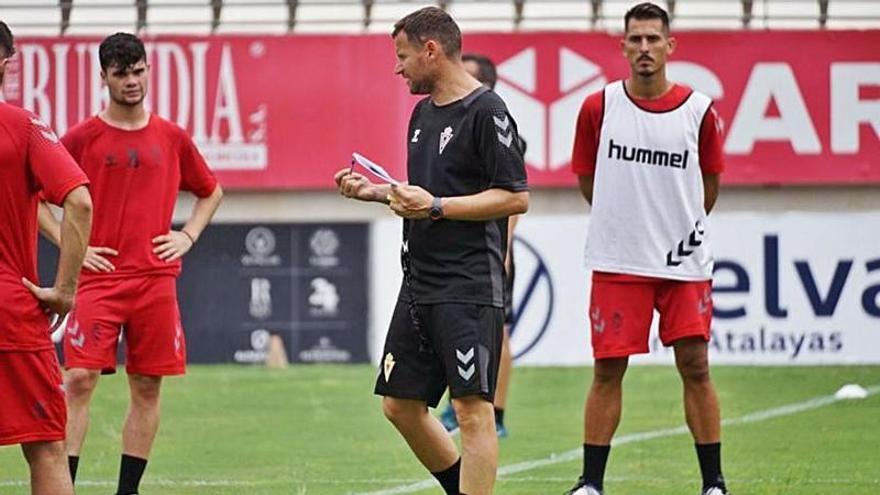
[0,102,90,351]
[62,114,218,280]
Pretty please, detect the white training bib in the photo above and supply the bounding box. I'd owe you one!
[586,81,714,281]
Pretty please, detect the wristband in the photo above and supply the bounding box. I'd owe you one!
[181,230,196,245]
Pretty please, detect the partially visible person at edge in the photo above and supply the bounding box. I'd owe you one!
[0,19,93,495]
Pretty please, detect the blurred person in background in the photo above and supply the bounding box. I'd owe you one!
[439,52,527,439]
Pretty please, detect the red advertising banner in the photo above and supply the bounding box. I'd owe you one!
[3,31,878,189]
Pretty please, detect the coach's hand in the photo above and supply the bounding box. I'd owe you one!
[389,184,432,219]
[22,278,75,328]
[334,169,386,202]
[83,246,119,272]
[152,231,194,262]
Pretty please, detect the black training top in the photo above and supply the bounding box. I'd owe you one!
[401,87,528,307]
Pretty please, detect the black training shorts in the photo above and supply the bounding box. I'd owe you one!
[374,296,504,408]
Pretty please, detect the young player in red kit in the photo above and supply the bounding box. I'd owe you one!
[38,32,223,495]
[0,21,93,495]
[566,4,729,495]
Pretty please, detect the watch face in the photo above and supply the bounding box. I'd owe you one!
[430,197,443,220]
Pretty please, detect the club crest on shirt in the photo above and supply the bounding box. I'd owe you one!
[439,126,453,155]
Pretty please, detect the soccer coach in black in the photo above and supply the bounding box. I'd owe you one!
[334,7,528,494]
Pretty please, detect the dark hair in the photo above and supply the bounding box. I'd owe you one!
[0,21,14,58]
[624,2,670,33]
[392,7,461,58]
[462,53,497,89]
[99,32,146,71]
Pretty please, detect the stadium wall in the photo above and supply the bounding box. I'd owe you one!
[8,31,878,365]
[174,185,880,366]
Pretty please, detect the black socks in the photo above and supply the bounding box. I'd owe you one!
[115,454,148,495]
[431,458,461,495]
[695,442,727,491]
[494,407,505,425]
[68,455,79,483]
[582,443,611,491]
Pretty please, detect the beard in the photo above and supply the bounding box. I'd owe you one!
[408,78,433,95]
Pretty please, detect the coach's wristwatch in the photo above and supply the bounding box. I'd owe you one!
[429,196,444,221]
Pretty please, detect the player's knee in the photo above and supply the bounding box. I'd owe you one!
[381,397,421,425]
[64,369,100,397]
[592,358,627,385]
[21,440,65,466]
[677,355,711,383]
[129,374,162,404]
[450,396,492,431]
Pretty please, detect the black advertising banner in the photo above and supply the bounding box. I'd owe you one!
[38,223,369,364]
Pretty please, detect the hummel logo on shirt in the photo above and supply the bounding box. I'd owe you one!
[411,129,421,143]
[608,139,689,169]
[439,126,453,155]
[494,115,513,148]
[30,117,60,144]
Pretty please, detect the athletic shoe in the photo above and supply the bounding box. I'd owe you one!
[701,487,729,495]
[565,477,603,495]
[495,420,508,438]
[438,403,459,434]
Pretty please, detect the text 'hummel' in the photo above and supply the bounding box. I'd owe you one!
[609,139,689,169]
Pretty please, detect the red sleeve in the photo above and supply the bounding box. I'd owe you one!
[571,90,604,176]
[177,129,218,197]
[60,124,87,165]
[699,104,725,174]
[28,116,89,206]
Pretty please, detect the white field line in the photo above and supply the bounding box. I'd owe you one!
[353,385,880,495]
[498,476,880,485]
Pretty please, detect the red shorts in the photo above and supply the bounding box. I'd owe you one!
[0,350,67,446]
[588,272,713,359]
[63,275,186,376]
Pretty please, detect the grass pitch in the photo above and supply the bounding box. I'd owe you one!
[1,365,878,494]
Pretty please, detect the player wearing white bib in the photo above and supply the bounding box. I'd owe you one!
[566,4,729,495]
